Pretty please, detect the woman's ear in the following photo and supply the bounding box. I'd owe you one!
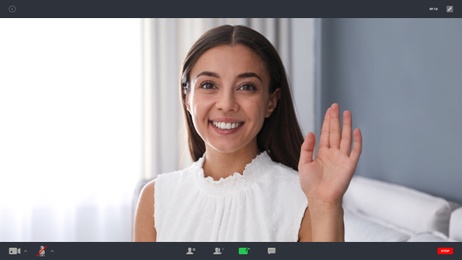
[266,88,280,118]
[184,92,191,113]
[185,98,191,112]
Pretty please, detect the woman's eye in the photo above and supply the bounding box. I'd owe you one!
[239,84,256,91]
[200,82,215,89]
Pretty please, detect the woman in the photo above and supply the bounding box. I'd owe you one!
[134,24,362,242]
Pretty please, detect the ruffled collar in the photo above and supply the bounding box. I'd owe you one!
[191,151,274,195]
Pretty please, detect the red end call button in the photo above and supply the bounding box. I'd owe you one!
[437,248,453,255]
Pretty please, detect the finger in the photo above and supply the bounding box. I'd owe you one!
[329,103,341,149]
[350,128,362,163]
[299,132,316,167]
[339,110,352,155]
[319,107,330,149]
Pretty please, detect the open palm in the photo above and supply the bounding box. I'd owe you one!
[298,103,362,206]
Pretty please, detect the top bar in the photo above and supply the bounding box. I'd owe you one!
[1,0,461,18]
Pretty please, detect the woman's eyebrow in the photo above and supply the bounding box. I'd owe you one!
[195,71,262,83]
[237,72,262,82]
[196,71,219,79]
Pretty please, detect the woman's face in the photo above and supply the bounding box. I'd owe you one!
[186,44,279,156]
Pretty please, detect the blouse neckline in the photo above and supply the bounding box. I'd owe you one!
[192,151,274,195]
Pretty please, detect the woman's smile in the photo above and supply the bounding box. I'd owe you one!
[209,119,245,133]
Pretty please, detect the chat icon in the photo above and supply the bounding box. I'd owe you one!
[268,247,276,254]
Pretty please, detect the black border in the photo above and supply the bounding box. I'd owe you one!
[1,1,461,260]
[1,0,461,18]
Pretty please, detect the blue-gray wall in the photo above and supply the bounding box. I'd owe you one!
[318,18,462,203]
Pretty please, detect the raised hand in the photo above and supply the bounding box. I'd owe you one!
[298,103,362,207]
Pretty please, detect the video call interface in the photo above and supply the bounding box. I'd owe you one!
[1,0,461,259]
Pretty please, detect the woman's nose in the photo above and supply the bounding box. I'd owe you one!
[216,91,239,112]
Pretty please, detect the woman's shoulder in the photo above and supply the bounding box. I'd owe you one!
[155,161,203,191]
[250,151,297,173]
[137,179,156,207]
[246,151,300,185]
[269,165,300,190]
[267,158,299,179]
[156,162,201,180]
[272,161,299,174]
[133,179,156,241]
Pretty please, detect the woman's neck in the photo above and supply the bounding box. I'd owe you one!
[202,145,260,181]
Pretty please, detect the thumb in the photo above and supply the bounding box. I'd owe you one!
[299,132,316,167]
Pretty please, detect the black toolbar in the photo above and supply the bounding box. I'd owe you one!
[1,242,459,260]
[1,0,461,18]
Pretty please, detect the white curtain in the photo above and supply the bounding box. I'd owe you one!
[141,18,316,179]
[0,18,142,241]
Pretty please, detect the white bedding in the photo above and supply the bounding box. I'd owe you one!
[343,176,461,242]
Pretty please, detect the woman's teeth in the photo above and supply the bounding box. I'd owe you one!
[212,121,242,130]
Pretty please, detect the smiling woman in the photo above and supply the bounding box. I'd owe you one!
[133,24,362,242]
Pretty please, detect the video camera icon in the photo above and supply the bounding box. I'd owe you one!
[9,247,21,255]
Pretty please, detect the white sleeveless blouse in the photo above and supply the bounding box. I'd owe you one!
[154,152,308,242]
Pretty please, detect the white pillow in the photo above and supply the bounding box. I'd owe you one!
[344,209,411,242]
[450,207,462,241]
[343,176,452,235]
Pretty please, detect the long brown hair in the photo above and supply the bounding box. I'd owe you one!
[180,25,304,171]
